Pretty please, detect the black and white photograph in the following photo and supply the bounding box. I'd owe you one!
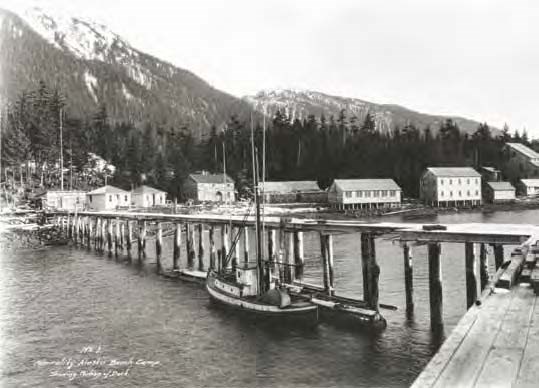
[1,0,539,387]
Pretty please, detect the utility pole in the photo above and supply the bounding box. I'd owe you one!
[222,140,227,204]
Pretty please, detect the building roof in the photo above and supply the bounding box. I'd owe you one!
[332,179,401,191]
[520,179,539,187]
[261,181,321,193]
[87,185,129,195]
[189,172,234,184]
[426,167,481,177]
[480,166,500,173]
[486,181,515,191]
[506,143,539,160]
[132,185,166,194]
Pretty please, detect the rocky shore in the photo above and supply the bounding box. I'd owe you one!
[0,224,68,251]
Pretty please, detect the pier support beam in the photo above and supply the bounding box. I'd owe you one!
[67,214,72,239]
[493,244,504,270]
[100,218,106,253]
[285,232,294,283]
[119,222,124,251]
[465,242,478,309]
[126,221,133,261]
[138,221,146,261]
[87,217,93,249]
[173,223,181,270]
[95,218,100,252]
[479,243,488,291]
[428,242,443,331]
[156,222,163,274]
[221,224,230,270]
[268,229,277,280]
[209,225,216,271]
[361,233,379,311]
[278,226,286,283]
[293,231,304,281]
[320,233,330,294]
[403,242,414,314]
[198,224,205,271]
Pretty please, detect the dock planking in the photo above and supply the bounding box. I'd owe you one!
[412,284,538,388]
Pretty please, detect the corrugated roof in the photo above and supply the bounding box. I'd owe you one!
[521,179,539,186]
[132,185,166,194]
[333,179,402,191]
[261,181,321,193]
[486,181,514,191]
[426,167,481,177]
[507,143,539,160]
[189,173,234,184]
[87,185,129,195]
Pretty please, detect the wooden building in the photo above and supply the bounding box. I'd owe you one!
[504,143,539,180]
[483,181,516,203]
[132,185,167,208]
[328,179,402,210]
[184,171,235,203]
[420,167,482,207]
[261,181,326,203]
[86,185,131,211]
[480,166,501,182]
[519,179,539,197]
[38,191,86,211]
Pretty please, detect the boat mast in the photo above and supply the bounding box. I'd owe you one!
[251,114,264,294]
[59,108,64,191]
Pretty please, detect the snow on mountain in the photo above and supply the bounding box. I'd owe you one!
[244,89,489,135]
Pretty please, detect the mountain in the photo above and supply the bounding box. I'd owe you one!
[0,4,255,138]
[244,89,492,135]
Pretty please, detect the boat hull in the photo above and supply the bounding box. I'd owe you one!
[206,272,318,325]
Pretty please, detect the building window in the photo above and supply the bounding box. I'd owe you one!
[450,191,453,197]
[89,195,92,203]
[467,190,470,196]
[449,179,453,184]
[458,191,462,197]
[458,179,461,184]
[440,191,444,197]
[365,191,371,198]
[373,191,379,197]
[440,179,444,185]
[124,195,128,201]
[467,179,470,184]
[358,191,363,197]
[109,195,112,202]
[390,190,396,197]
[382,190,388,197]
[345,191,352,198]
[475,190,479,195]
[475,179,479,184]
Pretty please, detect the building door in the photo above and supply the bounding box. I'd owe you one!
[152,193,156,206]
[216,192,223,202]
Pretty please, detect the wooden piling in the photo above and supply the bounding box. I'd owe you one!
[187,223,196,269]
[67,214,71,239]
[87,217,92,249]
[173,223,181,270]
[94,218,100,251]
[428,242,443,331]
[243,227,250,265]
[126,221,133,260]
[209,225,216,270]
[156,222,163,274]
[465,242,478,309]
[493,244,504,270]
[100,218,106,253]
[221,224,230,269]
[198,224,205,271]
[119,222,124,250]
[233,226,240,269]
[293,231,304,281]
[278,226,286,282]
[268,229,277,278]
[115,218,121,258]
[327,234,335,294]
[403,242,414,313]
[320,232,330,293]
[107,219,113,257]
[479,243,488,291]
[285,232,294,283]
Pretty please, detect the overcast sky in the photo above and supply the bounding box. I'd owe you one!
[4,0,539,137]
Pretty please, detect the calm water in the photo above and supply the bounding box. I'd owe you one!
[1,209,538,388]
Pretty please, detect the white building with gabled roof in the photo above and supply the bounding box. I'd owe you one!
[86,185,131,211]
[519,179,539,197]
[328,179,402,210]
[420,167,482,207]
[132,185,167,208]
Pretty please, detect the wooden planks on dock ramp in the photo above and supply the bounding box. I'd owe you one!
[412,284,538,388]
